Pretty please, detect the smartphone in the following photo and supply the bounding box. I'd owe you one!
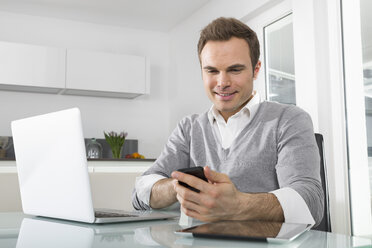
[177,166,208,193]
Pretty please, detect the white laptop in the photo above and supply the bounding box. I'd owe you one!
[11,108,176,224]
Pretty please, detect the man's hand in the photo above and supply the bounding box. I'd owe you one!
[171,166,284,222]
[171,166,244,222]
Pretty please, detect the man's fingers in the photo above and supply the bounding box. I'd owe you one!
[178,195,210,216]
[204,166,229,184]
[177,194,204,213]
[173,179,201,204]
[173,180,212,215]
[181,205,200,219]
[181,205,212,223]
[171,171,207,192]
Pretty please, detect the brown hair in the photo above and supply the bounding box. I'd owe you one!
[197,17,260,71]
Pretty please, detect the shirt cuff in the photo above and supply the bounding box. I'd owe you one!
[135,174,167,206]
[271,187,315,225]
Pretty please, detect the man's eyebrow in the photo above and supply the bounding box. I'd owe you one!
[203,66,217,70]
[227,64,246,70]
[202,64,247,71]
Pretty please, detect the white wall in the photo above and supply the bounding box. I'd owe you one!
[0,11,170,158]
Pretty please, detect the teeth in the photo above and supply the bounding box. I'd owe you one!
[220,93,232,96]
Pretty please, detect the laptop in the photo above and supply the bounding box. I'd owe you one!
[11,108,176,224]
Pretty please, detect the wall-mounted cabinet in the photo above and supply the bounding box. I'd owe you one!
[0,41,66,93]
[0,41,150,98]
[64,49,150,99]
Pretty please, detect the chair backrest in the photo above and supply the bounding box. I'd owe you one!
[313,133,332,232]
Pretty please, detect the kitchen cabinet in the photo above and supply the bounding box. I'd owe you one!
[64,49,150,98]
[0,41,150,98]
[0,160,152,211]
[0,41,66,93]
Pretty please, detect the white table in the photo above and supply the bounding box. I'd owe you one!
[0,212,371,248]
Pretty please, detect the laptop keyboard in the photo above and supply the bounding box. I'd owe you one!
[94,211,139,218]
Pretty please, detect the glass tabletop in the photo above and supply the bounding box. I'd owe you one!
[0,212,371,248]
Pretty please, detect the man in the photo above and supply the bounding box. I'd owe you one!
[132,17,324,226]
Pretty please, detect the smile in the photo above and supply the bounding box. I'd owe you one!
[215,91,236,96]
[214,92,237,100]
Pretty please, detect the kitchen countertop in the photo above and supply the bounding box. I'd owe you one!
[0,158,156,162]
[0,159,154,173]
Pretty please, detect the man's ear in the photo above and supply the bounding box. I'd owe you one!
[253,60,261,80]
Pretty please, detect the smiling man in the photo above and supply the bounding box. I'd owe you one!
[132,17,324,226]
[201,36,260,122]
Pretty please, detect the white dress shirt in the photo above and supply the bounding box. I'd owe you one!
[135,92,315,224]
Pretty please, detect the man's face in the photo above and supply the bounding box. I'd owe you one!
[200,37,261,121]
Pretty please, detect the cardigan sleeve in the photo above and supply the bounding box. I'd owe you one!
[275,107,324,226]
[132,117,191,210]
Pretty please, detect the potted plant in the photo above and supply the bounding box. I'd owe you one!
[104,131,128,159]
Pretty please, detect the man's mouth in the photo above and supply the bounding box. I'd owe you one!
[215,91,236,96]
[214,91,237,100]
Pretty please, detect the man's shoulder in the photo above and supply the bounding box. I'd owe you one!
[259,101,313,132]
[178,112,209,127]
[260,101,309,119]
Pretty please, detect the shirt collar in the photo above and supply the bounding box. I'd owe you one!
[207,91,261,124]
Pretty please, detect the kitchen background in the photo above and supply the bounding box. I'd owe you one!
[0,0,271,159]
[1,0,372,237]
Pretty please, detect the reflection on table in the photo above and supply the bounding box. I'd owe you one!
[0,213,371,248]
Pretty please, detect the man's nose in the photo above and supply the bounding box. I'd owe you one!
[217,72,231,88]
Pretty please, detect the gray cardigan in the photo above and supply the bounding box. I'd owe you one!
[132,101,324,225]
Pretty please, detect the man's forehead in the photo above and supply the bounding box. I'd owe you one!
[201,51,251,69]
[200,37,251,67]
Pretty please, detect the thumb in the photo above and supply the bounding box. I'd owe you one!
[204,166,229,184]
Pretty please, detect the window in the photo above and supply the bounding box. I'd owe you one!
[264,13,296,105]
[360,0,372,220]
[342,0,372,236]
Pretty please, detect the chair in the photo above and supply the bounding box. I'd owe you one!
[313,133,332,232]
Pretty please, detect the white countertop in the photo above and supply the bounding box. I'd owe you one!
[0,160,153,173]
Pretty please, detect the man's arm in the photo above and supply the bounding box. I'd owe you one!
[275,108,324,225]
[150,178,178,209]
[171,166,284,222]
[132,117,192,210]
[237,192,284,222]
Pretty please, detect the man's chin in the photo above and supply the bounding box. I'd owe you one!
[214,103,245,115]
[215,106,237,115]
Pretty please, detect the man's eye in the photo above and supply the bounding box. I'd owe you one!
[207,70,218,74]
[229,68,242,74]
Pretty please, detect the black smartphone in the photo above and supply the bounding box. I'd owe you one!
[177,166,208,193]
